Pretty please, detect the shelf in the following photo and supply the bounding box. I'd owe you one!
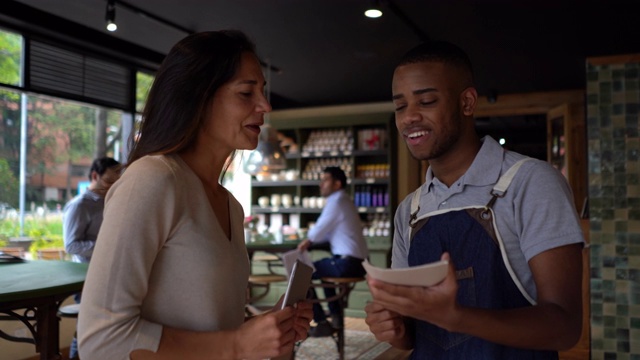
[286,149,387,159]
[251,180,318,187]
[252,206,322,214]
[250,117,395,255]
[251,206,389,214]
[356,206,389,214]
[350,178,389,185]
[252,178,389,187]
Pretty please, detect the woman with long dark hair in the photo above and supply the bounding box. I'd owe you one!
[78,30,312,360]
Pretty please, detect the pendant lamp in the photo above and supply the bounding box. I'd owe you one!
[243,59,287,176]
[243,124,286,175]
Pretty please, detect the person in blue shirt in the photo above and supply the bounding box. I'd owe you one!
[63,157,121,263]
[297,166,369,337]
[62,156,121,359]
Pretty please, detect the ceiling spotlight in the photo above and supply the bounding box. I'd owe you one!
[365,8,383,18]
[365,0,383,18]
[106,0,117,32]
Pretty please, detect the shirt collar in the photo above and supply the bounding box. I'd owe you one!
[327,189,345,200]
[424,136,504,192]
[83,189,103,201]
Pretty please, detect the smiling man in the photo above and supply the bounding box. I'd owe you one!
[364,41,585,360]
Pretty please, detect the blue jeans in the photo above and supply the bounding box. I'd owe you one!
[68,293,81,359]
[309,256,365,323]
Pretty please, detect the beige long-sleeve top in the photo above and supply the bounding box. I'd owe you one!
[78,154,250,360]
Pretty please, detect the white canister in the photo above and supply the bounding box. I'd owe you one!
[270,194,281,207]
[258,196,269,208]
[282,194,293,208]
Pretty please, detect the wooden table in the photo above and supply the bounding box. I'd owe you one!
[0,260,88,360]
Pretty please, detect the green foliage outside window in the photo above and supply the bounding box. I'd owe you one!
[0,159,18,208]
[0,29,21,86]
[136,71,154,113]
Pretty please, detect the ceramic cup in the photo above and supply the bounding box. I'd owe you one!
[308,197,317,208]
[270,194,281,207]
[258,196,269,208]
[282,194,293,208]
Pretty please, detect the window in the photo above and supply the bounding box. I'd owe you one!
[0,29,22,87]
[136,71,154,113]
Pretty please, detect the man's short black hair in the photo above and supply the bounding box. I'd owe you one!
[323,166,347,189]
[89,157,120,180]
[398,40,474,82]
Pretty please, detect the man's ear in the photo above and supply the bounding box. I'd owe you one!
[90,170,99,182]
[460,87,478,117]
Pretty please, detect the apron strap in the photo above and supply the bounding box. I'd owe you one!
[411,158,533,225]
[484,158,533,209]
[409,185,423,227]
[492,158,532,196]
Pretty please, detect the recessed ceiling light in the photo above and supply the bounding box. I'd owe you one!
[364,9,382,18]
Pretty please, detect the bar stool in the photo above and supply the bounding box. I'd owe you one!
[306,276,366,360]
[58,303,80,359]
[57,303,80,318]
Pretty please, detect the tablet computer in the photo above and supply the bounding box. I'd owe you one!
[280,259,313,310]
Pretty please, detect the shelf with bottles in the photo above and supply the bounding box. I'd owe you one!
[287,149,387,159]
[252,206,322,214]
[362,213,392,238]
[252,205,390,215]
[249,117,395,253]
[251,179,319,187]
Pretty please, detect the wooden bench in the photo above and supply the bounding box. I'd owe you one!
[0,247,26,258]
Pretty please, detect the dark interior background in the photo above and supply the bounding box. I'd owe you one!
[2,0,639,159]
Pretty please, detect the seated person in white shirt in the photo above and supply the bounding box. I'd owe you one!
[297,167,369,337]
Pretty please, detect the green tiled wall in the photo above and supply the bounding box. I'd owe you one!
[587,58,640,359]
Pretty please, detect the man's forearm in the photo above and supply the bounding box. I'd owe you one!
[64,239,95,257]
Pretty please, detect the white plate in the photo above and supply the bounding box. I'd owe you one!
[362,259,449,287]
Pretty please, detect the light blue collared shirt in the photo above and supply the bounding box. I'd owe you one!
[62,189,105,263]
[392,136,584,299]
[307,189,368,259]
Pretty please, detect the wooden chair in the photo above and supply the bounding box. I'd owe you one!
[37,248,68,260]
[0,247,26,258]
[306,276,366,360]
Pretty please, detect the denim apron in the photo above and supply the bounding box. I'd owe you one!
[406,159,557,360]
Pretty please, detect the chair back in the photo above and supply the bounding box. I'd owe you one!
[37,248,68,260]
[0,247,26,258]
